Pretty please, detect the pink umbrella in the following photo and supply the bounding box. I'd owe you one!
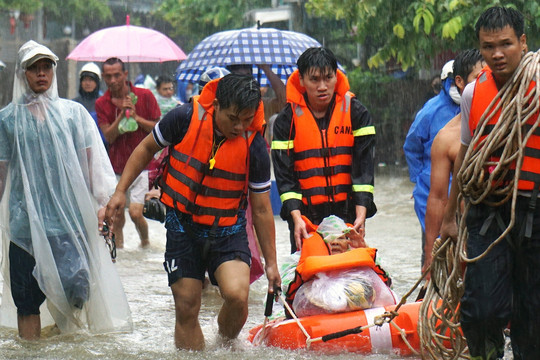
[66,16,186,62]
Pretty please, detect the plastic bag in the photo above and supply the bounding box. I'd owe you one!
[117,92,139,134]
[292,266,397,317]
[118,116,138,134]
[316,215,352,242]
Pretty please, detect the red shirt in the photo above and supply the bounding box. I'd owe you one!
[96,83,161,174]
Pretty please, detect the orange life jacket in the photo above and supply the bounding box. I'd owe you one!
[287,70,355,206]
[285,216,391,306]
[160,78,265,227]
[469,66,540,190]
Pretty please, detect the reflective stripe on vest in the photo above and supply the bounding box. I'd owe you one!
[354,125,376,137]
[353,184,374,193]
[271,139,294,150]
[469,67,540,190]
[280,191,302,203]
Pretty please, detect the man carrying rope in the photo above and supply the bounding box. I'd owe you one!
[440,6,540,360]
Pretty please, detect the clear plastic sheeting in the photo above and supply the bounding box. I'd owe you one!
[0,40,132,334]
[316,215,352,242]
[292,267,397,317]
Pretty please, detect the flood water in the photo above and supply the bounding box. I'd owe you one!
[0,170,428,360]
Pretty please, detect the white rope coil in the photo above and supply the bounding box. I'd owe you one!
[419,50,540,359]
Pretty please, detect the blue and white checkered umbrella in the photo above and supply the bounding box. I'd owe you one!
[177,27,322,87]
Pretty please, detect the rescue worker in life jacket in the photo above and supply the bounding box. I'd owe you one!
[272,47,377,253]
[104,74,280,350]
[440,6,540,360]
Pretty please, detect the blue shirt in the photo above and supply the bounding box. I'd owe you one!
[403,79,460,230]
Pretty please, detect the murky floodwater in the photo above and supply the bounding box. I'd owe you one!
[1,170,428,359]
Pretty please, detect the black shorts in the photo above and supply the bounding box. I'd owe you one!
[163,228,251,287]
[9,242,46,316]
[10,234,90,314]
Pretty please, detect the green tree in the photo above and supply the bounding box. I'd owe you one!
[306,0,540,70]
[0,0,41,14]
[0,0,111,24]
[157,0,268,51]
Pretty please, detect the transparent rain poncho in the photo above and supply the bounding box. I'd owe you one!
[0,41,132,334]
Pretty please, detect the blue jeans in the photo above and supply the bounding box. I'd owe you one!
[462,196,540,360]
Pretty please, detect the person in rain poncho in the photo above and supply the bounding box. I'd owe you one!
[0,40,132,340]
[72,62,107,148]
[72,62,102,117]
[153,75,182,117]
[403,60,460,267]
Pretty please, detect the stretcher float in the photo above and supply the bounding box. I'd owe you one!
[248,301,422,356]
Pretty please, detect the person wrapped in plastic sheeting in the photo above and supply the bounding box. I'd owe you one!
[403,60,460,267]
[0,40,133,340]
[282,215,397,318]
[292,267,397,317]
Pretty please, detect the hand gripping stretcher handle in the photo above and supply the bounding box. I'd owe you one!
[264,290,276,317]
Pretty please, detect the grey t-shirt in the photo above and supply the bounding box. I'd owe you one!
[460,82,475,146]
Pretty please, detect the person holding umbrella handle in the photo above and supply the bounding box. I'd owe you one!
[95,57,161,249]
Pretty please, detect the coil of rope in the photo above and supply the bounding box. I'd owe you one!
[419,50,540,359]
